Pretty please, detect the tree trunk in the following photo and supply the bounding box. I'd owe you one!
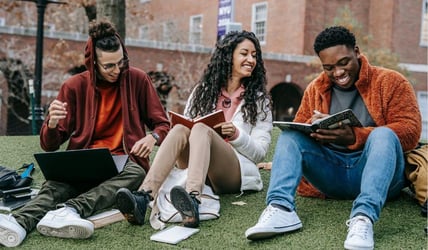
[96,0,126,41]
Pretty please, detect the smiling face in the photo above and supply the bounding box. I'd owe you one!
[95,46,124,83]
[318,45,361,89]
[231,39,257,80]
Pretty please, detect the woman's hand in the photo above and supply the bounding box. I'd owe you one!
[214,122,237,138]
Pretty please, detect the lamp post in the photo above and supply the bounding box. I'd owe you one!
[20,0,66,134]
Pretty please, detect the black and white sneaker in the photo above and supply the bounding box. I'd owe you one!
[170,186,200,228]
[116,188,151,225]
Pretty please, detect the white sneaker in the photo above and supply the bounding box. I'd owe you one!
[245,204,302,240]
[0,214,26,247]
[37,207,94,239]
[344,215,374,250]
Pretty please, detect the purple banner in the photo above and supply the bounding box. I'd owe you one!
[217,0,234,37]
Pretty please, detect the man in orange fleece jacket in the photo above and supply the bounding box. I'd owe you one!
[246,26,421,250]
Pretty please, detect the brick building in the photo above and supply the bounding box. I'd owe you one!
[0,0,427,137]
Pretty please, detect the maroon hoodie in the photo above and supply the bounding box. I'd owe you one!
[39,34,170,172]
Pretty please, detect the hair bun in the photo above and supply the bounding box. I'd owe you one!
[88,19,117,40]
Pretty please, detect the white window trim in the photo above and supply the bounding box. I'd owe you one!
[189,15,203,44]
[421,0,428,47]
[251,2,268,45]
[417,91,428,141]
[163,21,176,42]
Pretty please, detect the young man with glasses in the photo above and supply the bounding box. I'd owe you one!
[245,26,421,250]
[0,19,170,247]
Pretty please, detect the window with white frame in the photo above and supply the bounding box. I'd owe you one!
[139,25,149,40]
[252,2,267,44]
[163,21,177,42]
[189,15,202,44]
[417,91,428,141]
[421,0,428,46]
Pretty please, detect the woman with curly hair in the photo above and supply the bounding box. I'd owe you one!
[116,30,272,228]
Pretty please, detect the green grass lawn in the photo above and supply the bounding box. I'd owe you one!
[0,129,426,249]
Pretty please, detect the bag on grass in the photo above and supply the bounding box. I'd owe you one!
[404,143,427,206]
[149,167,220,230]
[0,163,34,190]
[0,166,21,189]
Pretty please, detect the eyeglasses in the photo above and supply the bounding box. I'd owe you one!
[97,58,128,72]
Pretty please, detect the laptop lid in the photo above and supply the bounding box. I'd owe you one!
[34,148,128,185]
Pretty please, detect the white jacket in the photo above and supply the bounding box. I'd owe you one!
[184,92,272,192]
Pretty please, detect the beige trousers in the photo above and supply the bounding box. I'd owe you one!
[141,123,241,198]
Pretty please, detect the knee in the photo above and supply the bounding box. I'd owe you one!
[172,124,190,134]
[369,127,399,143]
[136,166,146,180]
[169,124,190,140]
[126,161,146,179]
[191,122,212,136]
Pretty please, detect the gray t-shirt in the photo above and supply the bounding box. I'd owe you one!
[328,85,375,151]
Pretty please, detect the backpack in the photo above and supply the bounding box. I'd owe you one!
[0,163,34,190]
[149,167,220,230]
[404,143,427,208]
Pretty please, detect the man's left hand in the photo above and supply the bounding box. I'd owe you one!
[130,135,157,158]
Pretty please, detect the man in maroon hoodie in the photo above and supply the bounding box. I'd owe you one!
[0,19,170,247]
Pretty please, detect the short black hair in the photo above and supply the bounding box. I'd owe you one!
[313,26,356,55]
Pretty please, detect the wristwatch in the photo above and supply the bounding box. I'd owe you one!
[150,132,160,144]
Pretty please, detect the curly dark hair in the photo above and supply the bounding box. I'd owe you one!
[187,30,270,126]
[88,19,121,52]
[313,26,356,55]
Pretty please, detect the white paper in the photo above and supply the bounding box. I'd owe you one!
[150,225,199,244]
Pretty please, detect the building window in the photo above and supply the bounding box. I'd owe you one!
[421,0,428,46]
[417,91,428,141]
[139,25,149,40]
[189,15,202,44]
[163,21,177,42]
[252,2,267,44]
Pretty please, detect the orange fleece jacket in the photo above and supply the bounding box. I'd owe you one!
[296,54,422,198]
[295,54,421,152]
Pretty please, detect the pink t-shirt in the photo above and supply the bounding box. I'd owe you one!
[216,85,245,140]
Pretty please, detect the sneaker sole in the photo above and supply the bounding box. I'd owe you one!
[37,221,93,239]
[245,223,302,241]
[170,186,198,227]
[116,188,145,225]
[344,242,374,250]
[0,225,24,247]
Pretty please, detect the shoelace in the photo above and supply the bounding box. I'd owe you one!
[189,191,201,204]
[259,206,278,223]
[133,190,153,200]
[346,217,370,239]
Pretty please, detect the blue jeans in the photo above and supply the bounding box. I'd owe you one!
[266,127,405,222]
